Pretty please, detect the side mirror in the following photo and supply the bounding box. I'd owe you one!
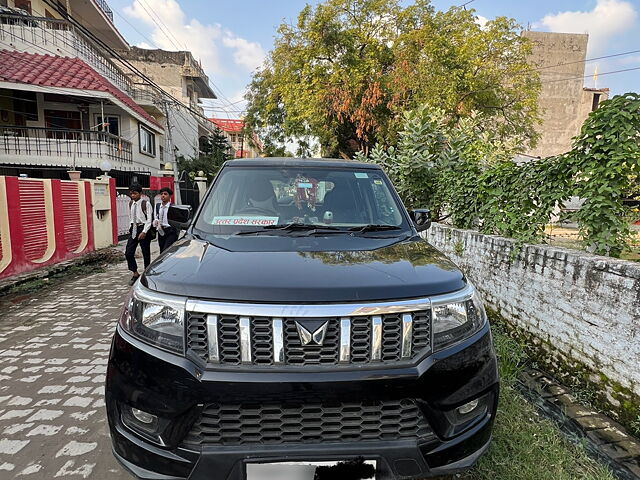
[410,209,431,232]
[168,205,192,230]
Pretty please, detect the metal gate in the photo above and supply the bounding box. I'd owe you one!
[178,178,202,211]
[116,194,131,237]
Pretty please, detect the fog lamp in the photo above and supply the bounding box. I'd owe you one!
[457,399,479,415]
[121,404,167,446]
[131,407,156,424]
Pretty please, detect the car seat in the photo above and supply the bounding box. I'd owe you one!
[238,177,278,215]
[322,180,360,223]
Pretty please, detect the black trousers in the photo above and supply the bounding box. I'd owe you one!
[125,225,151,273]
[158,226,178,253]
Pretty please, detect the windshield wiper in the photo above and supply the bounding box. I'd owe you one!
[349,224,403,233]
[263,222,342,231]
[234,223,345,236]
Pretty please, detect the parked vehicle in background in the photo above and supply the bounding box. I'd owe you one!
[106,157,499,479]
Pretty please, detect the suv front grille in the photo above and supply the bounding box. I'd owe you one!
[186,308,431,368]
[183,399,434,446]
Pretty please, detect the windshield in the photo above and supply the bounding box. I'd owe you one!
[193,166,409,236]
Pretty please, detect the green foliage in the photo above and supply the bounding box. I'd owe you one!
[245,0,540,158]
[567,93,640,257]
[177,128,231,181]
[358,107,571,246]
[360,95,640,257]
[476,157,574,245]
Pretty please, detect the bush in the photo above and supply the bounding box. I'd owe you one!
[356,95,640,257]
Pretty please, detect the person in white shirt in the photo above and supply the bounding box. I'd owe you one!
[154,187,178,253]
[125,184,152,285]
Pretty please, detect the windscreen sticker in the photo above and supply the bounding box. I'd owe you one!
[354,172,369,178]
[373,179,383,185]
[297,182,313,188]
[212,216,279,226]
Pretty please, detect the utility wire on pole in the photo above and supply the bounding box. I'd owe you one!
[40,0,218,131]
[161,99,181,204]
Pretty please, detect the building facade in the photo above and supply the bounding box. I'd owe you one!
[208,118,261,158]
[521,31,609,159]
[116,47,217,162]
[0,0,167,186]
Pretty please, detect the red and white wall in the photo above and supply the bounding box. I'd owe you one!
[0,176,113,280]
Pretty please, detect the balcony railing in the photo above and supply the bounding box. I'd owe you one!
[0,13,132,96]
[0,126,132,164]
[132,83,163,106]
[93,0,114,22]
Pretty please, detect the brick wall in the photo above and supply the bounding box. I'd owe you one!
[425,223,640,407]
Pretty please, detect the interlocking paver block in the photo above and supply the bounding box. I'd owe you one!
[0,261,133,478]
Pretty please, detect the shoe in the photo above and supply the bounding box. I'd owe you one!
[129,275,140,286]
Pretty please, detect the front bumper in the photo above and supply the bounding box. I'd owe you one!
[106,325,499,480]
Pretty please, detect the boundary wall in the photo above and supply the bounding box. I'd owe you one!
[425,223,640,419]
[0,176,118,279]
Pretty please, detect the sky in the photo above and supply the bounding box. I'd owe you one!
[106,0,640,120]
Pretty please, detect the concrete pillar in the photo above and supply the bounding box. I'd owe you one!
[194,175,208,203]
[90,177,115,249]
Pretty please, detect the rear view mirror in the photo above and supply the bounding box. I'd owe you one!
[410,209,431,232]
[168,205,192,230]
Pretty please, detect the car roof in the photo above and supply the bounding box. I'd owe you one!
[223,157,381,169]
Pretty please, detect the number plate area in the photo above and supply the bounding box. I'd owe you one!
[246,459,376,479]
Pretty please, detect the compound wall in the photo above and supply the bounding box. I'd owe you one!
[425,223,640,413]
[0,176,101,279]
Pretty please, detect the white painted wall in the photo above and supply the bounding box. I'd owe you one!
[425,223,640,407]
[166,103,199,160]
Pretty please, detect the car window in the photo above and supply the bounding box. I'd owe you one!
[196,166,406,234]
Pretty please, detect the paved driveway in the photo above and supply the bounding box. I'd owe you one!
[0,262,133,479]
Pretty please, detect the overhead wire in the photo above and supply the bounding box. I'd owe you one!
[141,0,187,51]
[39,0,223,128]
[534,48,640,72]
[539,65,640,84]
[113,0,240,118]
[134,0,184,52]
[112,8,161,50]
[41,0,243,120]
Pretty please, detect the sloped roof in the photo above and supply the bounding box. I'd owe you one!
[0,50,162,130]
[209,118,244,133]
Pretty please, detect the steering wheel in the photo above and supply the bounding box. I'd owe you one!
[236,206,277,216]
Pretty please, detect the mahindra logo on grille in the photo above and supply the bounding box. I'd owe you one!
[294,319,329,346]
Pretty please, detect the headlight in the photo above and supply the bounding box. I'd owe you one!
[432,286,487,351]
[119,282,186,355]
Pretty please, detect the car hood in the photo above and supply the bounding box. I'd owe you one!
[142,235,465,303]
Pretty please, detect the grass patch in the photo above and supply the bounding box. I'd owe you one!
[457,324,616,480]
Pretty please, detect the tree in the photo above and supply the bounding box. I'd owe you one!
[245,0,540,158]
[177,128,231,181]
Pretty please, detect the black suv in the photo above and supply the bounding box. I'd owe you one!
[106,158,498,480]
